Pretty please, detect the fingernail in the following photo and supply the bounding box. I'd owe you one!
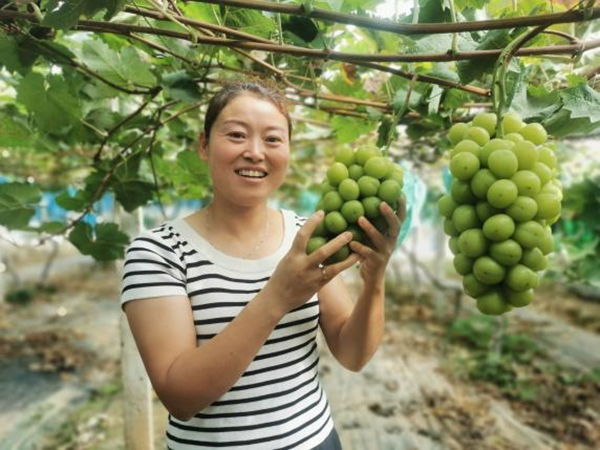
[344,232,353,241]
[316,210,324,218]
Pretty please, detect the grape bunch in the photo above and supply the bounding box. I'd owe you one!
[307,145,404,264]
[438,112,562,315]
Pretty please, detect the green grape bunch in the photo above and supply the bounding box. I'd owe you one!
[307,145,404,265]
[438,112,562,316]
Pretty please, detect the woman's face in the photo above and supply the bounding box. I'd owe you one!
[199,93,290,207]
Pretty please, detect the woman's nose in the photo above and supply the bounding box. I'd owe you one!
[243,138,265,161]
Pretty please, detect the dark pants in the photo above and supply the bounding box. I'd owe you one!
[312,427,342,450]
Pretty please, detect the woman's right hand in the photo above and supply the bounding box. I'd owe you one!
[262,210,361,316]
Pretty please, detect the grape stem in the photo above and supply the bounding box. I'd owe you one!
[384,74,418,155]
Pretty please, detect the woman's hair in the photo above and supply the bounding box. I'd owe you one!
[203,80,292,140]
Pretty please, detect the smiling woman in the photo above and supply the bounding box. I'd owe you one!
[120,79,405,450]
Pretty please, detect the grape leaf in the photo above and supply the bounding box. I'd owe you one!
[561,84,600,124]
[42,0,126,29]
[113,180,155,212]
[0,183,42,230]
[161,71,203,103]
[0,36,22,72]
[78,39,156,88]
[0,114,31,147]
[330,116,376,143]
[457,29,513,83]
[68,222,130,261]
[16,72,80,132]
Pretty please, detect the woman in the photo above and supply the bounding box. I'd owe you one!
[122,80,406,450]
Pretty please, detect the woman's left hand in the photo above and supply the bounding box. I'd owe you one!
[348,195,407,288]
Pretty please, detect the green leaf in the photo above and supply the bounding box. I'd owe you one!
[68,222,130,261]
[114,180,155,212]
[16,72,80,133]
[78,39,156,89]
[0,183,42,230]
[38,221,67,235]
[457,29,513,83]
[330,116,376,143]
[224,9,276,38]
[42,0,126,29]
[161,71,203,103]
[0,114,31,147]
[561,84,600,124]
[55,190,89,211]
[282,16,319,45]
[0,36,22,72]
[510,81,561,122]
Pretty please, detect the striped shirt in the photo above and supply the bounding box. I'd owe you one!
[121,209,334,450]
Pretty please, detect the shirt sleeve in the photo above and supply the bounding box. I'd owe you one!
[120,231,188,308]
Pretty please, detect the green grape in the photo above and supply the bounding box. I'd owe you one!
[362,196,382,219]
[521,247,548,271]
[450,140,480,159]
[479,139,513,167]
[506,264,539,292]
[324,211,348,234]
[476,201,501,222]
[454,254,475,276]
[448,122,470,145]
[364,156,390,179]
[502,112,524,134]
[323,191,343,212]
[341,200,365,224]
[452,205,480,233]
[348,164,365,180]
[511,141,539,170]
[438,194,458,219]
[357,176,380,197]
[482,214,515,242]
[307,237,327,255]
[477,290,508,315]
[513,221,545,249]
[488,149,518,179]
[326,162,349,186]
[464,126,490,146]
[532,162,553,186]
[355,145,381,165]
[470,169,498,200]
[335,148,356,167]
[520,123,547,145]
[534,193,561,220]
[448,236,460,255]
[473,113,497,136]
[506,196,538,222]
[506,289,534,307]
[444,218,459,237]
[538,147,557,169]
[458,229,488,258]
[489,239,522,266]
[511,170,541,197]
[451,179,477,204]
[450,152,481,181]
[487,179,518,209]
[463,274,490,298]
[473,256,506,285]
[338,178,360,201]
[378,180,401,206]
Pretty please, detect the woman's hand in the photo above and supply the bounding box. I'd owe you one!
[349,196,407,288]
[263,211,361,316]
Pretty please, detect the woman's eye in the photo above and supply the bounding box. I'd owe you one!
[228,132,245,139]
[266,136,283,143]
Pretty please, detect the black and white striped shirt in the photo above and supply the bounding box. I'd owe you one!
[121,209,334,449]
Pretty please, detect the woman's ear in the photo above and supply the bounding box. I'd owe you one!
[198,132,209,161]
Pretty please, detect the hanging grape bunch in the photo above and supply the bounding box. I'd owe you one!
[307,145,404,264]
[438,112,562,315]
